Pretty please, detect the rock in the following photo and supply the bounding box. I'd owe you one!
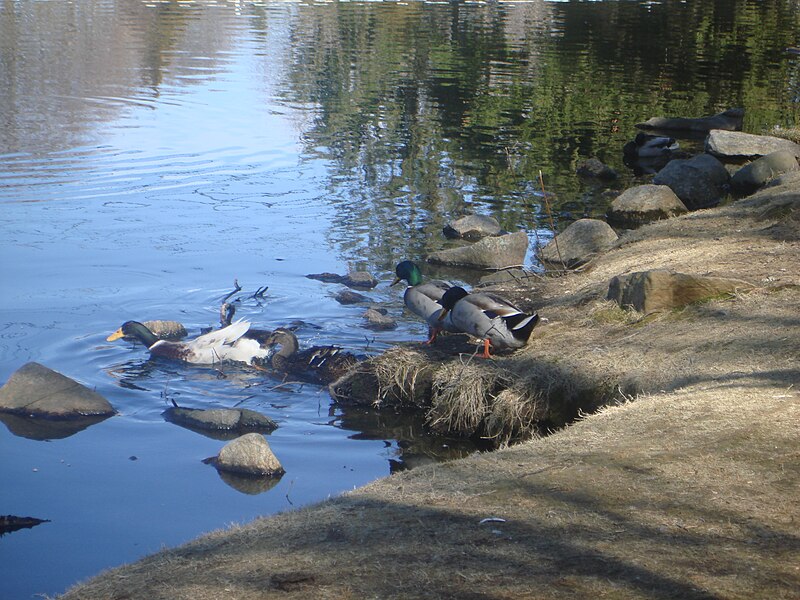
[652,153,729,210]
[363,308,397,330]
[730,151,799,196]
[306,272,344,284]
[426,230,528,270]
[0,515,50,536]
[212,433,284,477]
[163,407,277,433]
[443,214,502,240]
[607,270,755,313]
[576,158,618,180]
[540,219,618,269]
[765,170,800,190]
[705,130,800,159]
[607,184,688,228]
[636,108,744,132]
[341,271,378,289]
[0,362,115,419]
[140,320,186,340]
[335,290,369,305]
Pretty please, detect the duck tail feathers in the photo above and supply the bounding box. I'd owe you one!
[504,312,540,342]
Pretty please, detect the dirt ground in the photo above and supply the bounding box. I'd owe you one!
[60,179,800,599]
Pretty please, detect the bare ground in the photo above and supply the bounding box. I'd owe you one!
[60,180,800,599]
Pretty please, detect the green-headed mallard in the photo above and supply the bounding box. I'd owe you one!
[391,260,458,343]
[437,286,539,358]
[107,320,272,366]
[260,328,359,384]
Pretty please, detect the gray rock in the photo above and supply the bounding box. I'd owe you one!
[607,270,755,313]
[764,170,800,190]
[607,184,688,228]
[731,150,799,196]
[341,271,378,289]
[540,219,618,269]
[335,290,369,305]
[363,307,397,330]
[636,108,744,132]
[213,433,284,477]
[0,362,115,418]
[426,230,528,270]
[163,407,277,433]
[576,158,618,180]
[443,214,502,240]
[652,153,729,210]
[705,130,800,159]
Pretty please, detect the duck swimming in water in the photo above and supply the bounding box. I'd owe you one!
[437,286,539,358]
[259,328,359,384]
[623,132,679,158]
[391,260,459,343]
[107,320,272,366]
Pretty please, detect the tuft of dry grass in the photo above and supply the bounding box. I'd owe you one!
[372,347,434,409]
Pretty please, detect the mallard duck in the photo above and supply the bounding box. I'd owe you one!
[259,328,359,384]
[437,286,539,358]
[107,320,272,366]
[623,132,679,158]
[391,260,458,343]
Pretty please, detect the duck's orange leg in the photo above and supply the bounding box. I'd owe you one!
[424,325,442,345]
[480,339,492,359]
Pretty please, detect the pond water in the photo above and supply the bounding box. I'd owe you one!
[1,1,798,598]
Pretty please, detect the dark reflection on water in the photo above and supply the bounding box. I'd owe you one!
[1,0,799,598]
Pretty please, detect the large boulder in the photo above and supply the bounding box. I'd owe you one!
[442,214,502,240]
[0,362,115,419]
[540,219,618,269]
[652,153,729,210]
[636,108,744,132]
[607,270,755,313]
[211,433,284,477]
[705,130,800,159]
[730,151,799,196]
[426,230,528,270]
[607,184,688,228]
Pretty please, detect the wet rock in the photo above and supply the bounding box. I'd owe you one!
[443,214,502,240]
[0,362,115,419]
[636,108,744,132]
[540,219,618,269]
[342,271,378,289]
[211,433,284,477]
[426,230,528,270]
[705,130,800,159]
[163,407,277,434]
[306,272,345,284]
[730,150,799,196]
[363,307,397,330]
[607,270,755,313]
[607,184,688,228]
[576,158,618,180]
[652,153,729,210]
[335,290,369,305]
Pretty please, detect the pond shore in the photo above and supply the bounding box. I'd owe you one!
[60,179,799,599]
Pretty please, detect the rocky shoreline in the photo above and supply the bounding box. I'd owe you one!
[58,132,799,599]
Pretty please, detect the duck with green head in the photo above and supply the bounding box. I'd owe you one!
[107,320,272,366]
[391,260,458,343]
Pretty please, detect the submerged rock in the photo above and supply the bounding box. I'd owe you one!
[607,270,755,313]
[210,433,284,477]
[335,290,369,305]
[426,230,528,270]
[636,108,744,132]
[652,153,729,210]
[576,157,618,180]
[540,219,618,269]
[443,214,503,240]
[0,362,115,419]
[705,130,800,159]
[730,150,799,196]
[607,184,688,228]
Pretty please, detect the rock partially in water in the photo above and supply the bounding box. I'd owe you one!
[210,433,285,477]
[652,153,729,210]
[0,515,50,536]
[540,219,618,269]
[731,151,799,196]
[443,214,502,240]
[307,271,378,289]
[363,307,397,330]
[607,184,688,228]
[306,272,345,284]
[607,270,755,313]
[163,407,277,435]
[335,290,369,305]
[706,130,800,159]
[0,362,115,419]
[426,230,528,270]
[576,157,618,180]
[636,108,744,132]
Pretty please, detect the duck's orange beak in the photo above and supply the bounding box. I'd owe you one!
[107,328,125,342]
